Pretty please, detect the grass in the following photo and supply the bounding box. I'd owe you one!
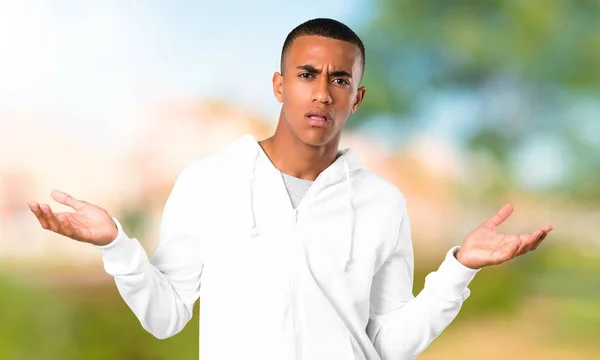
[0,276,199,360]
[0,239,598,359]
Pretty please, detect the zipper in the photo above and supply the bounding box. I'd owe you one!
[290,207,302,360]
[275,168,327,360]
[290,276,301,360]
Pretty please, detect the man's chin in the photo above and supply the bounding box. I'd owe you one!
[298,128,340,147]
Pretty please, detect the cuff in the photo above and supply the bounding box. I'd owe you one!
[430,246,481,299]
[93,217,146,276]
[94,217,127,251]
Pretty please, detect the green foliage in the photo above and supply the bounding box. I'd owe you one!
[0,276,199,360]
[529,243,600,344]
[413,239,600,334]
[413,251,529,322]
[360,0,600,94]
[351,0,600,203]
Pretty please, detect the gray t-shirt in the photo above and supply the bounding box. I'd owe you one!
[281,172,313,209]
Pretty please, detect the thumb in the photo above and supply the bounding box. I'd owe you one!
[491,239,521,264]
[482,203,514,230]
[51,190,86,210]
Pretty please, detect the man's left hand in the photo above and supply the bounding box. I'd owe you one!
[456,203,552,269]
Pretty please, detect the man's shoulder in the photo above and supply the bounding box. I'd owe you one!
[183,151,230,174]
[177,135,254,182]
[357,169,407,209]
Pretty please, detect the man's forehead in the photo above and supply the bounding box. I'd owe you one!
[286,35,361,66]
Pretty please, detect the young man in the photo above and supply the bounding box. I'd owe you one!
[29,18,552,360]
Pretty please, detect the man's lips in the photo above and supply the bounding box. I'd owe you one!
[305,114,331,127]
[305,110,331,124]
[307,115,328,121]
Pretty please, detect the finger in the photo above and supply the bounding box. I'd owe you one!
[515,229,544,256]
[531,230,549,251]
[482,203,514,230]
[51,190,85,210]
[491,239,521,264]
[28,202,51,230]
[41,204,62,233]
[518,226,553,254]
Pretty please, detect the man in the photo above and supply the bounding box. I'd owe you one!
[28,18,552,360]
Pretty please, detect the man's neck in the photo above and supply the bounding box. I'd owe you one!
[259,127,340,182]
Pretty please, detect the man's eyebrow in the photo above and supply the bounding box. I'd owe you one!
[296,65,353,78]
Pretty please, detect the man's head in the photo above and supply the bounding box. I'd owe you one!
[273,18,366,147]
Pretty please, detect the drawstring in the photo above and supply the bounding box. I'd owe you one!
[343,159,354,271]
[248,149,260,238]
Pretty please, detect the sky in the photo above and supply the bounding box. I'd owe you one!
[0,0,589,190]
[0,0,370,138]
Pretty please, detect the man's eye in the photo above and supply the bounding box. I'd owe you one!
[333,78,349,85]
[299,73,313,79]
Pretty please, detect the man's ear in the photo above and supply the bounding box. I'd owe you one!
[273,72,284,103]
[351,86,366,114]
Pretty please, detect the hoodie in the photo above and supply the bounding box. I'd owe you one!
[96,134,480,360]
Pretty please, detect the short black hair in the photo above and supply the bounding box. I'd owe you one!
[280,18,366,75]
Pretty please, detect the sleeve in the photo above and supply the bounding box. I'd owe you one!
[94,164,205,339]
[366,208,480,359]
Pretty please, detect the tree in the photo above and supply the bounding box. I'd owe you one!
[352,0,600,202]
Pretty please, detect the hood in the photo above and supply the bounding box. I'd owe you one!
[226,134,365,271]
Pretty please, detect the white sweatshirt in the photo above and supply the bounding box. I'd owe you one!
[96,134,480,360]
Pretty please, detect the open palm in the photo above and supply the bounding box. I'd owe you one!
[456,203,553,269]
[28,190,118,246]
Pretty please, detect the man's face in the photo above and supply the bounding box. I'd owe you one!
[273,35,366,146]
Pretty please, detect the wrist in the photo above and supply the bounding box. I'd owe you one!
[455,248,477,270]
[97,220,119,246]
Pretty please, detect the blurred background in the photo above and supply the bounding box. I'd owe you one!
[0,0,599,359]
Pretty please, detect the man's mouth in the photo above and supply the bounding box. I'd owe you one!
[305,113,331,127]
[305,109,332,124]
[307,115,328,122]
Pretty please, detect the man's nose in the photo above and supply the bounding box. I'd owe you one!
[312,78,332,104]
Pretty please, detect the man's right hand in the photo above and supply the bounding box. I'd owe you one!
[28,190,119,246]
